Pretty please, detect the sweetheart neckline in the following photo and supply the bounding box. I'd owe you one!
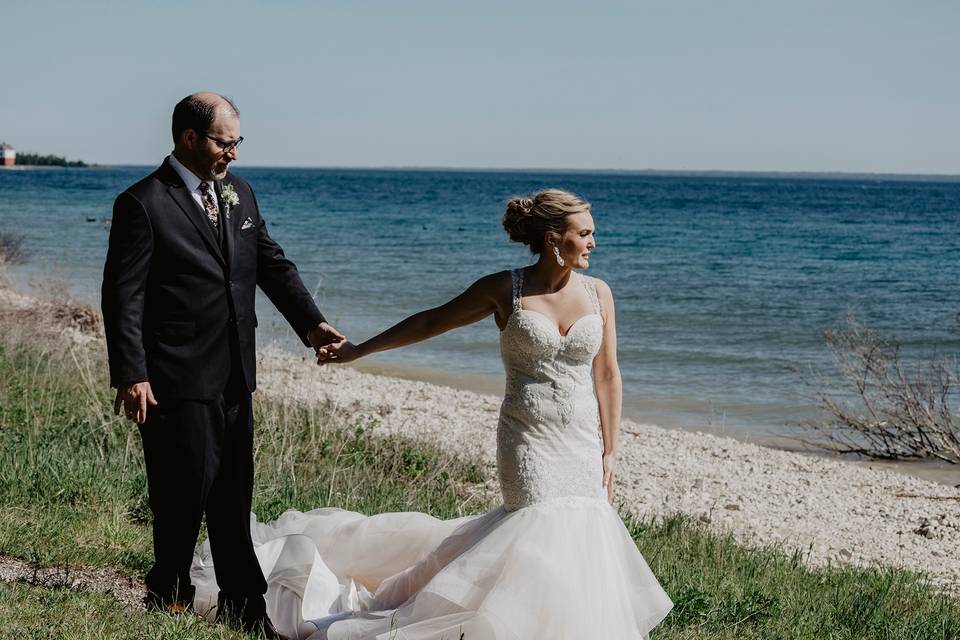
[508,308,602,339]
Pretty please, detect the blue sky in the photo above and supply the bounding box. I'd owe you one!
[1,1,957,173]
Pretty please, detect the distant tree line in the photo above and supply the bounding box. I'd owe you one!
[15,152,88,167]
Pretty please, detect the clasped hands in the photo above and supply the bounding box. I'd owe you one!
[309,322,359,365]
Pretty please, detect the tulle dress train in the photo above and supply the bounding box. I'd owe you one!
[191,270,673,638]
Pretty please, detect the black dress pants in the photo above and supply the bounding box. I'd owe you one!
[139,365,267,608]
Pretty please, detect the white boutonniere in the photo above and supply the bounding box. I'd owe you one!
[220,183,240,217]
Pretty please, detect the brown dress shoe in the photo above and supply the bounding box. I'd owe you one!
[143,591,193,615]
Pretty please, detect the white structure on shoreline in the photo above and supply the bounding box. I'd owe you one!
[0,143,14,166]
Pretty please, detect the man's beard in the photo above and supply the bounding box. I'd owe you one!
[210,160,230,180]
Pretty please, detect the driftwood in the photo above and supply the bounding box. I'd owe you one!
[797,318,960,465]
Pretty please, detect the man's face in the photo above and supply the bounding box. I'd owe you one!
[192,111,241,180]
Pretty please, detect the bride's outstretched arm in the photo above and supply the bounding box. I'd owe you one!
[592,280,621,502]
[321,272,509,364]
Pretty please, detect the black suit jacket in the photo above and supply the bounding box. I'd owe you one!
[101,158,325,400]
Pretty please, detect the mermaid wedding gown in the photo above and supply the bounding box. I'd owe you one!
[191,270,673,639]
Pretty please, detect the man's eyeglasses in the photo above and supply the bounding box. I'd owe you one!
[202,133,244,153]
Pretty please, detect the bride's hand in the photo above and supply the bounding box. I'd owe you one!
[316,340,361,365]
[602,452,617,503]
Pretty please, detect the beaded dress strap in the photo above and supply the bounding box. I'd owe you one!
[582,274,602,317]
[511,269,523,312]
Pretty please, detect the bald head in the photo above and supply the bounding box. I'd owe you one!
[171,92,239,143]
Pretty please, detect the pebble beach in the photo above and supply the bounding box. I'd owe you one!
[2,273,958,604]
[256,348,960,592]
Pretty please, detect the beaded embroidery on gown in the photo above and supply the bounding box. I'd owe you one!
[190,269,673,639]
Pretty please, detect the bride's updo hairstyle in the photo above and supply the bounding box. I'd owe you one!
[502,189,591,254]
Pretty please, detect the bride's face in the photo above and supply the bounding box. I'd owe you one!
[558,211,596,269]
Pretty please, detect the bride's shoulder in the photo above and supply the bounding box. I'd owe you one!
[475,270,514,294]
[464,270,513,298]
[475,269,513,283]
[582,274,615,306]
[467,271,515,314]
[582,273,611,291]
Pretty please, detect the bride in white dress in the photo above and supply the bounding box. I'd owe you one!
[191,189,673,639]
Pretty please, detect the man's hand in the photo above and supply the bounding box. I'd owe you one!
[317,341,362,365]
[308,322,346,351]
[309,322,347,362]
[114,382,158,424]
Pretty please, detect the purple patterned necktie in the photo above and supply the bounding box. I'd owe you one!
[198,182,219,228]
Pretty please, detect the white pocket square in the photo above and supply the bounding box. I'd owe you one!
[240,217,255,230]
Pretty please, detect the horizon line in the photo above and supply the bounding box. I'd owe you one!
[5,161,959,181]
[56,163,960,181]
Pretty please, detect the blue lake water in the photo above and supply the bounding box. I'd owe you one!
[2,165,959,437]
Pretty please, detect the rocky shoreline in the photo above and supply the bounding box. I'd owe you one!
[2,273,958,594]
[256,348,960,592]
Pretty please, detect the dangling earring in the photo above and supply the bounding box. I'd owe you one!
[553,246,565,266]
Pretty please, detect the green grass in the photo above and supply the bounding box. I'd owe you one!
[0,326,958,639]
[631,514,959,639]
[0,580,248,639]
[0,333,487,574]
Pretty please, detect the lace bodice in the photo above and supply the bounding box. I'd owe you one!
[497,268,607,510]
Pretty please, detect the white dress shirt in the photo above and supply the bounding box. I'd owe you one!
[168,153,218,214]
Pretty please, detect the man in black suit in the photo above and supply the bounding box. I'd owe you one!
[101,92,342,635]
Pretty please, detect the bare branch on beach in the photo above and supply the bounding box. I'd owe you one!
[794,317,960,465]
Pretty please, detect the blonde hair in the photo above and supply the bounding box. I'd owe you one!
[502,189,591,254]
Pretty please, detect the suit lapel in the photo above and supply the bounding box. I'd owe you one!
[158,160,225,267]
